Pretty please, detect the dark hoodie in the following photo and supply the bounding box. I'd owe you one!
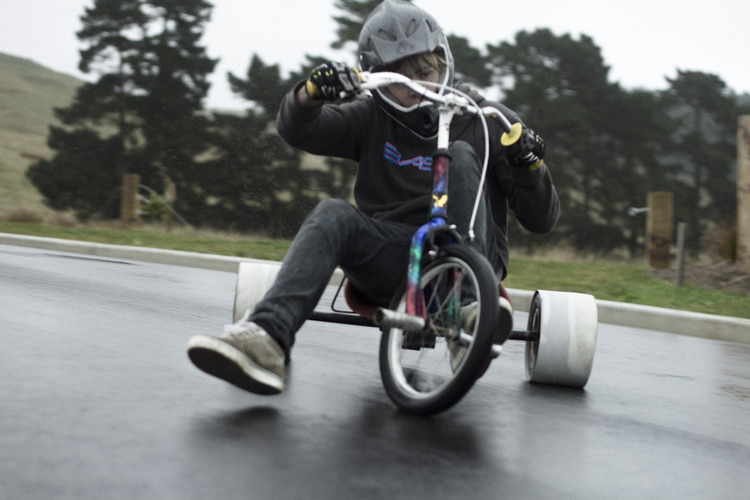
[276,81,559,275]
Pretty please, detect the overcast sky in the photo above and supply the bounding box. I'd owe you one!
[2,0,748,110]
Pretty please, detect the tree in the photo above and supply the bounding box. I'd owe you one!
[600,89,673,257]
[488,29,659,253]
[200,55,335,237]
[27,0,217,221]
[26,129,126,219]
[662,71,738,251]
[447,34,492,88]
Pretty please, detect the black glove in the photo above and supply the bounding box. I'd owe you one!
[502,123,545,170]
[305,62,360,101]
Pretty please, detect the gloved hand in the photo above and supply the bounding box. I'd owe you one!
[305,62,360,101]
[501,123,545,170]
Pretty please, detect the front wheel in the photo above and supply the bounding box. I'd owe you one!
[379,245,498,415]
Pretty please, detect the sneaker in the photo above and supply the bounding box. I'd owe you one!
[460,295,514,345]
[448,336,467,373]
[449,296,514,373]
[187,313,285,395]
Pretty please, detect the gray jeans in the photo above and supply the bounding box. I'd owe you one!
[249,141,498,356]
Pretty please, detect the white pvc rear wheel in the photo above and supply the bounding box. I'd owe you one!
[233,261,281,323]
[525,290,598,388]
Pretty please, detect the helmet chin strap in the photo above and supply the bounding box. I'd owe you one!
[375,97,440,141]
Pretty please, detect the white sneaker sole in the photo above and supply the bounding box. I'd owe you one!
[187,335,284,395]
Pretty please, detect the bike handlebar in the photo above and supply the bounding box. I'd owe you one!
[357,71,514,134]
[305,70,515,134]
[305,68,528,241]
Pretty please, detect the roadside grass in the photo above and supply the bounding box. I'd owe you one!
[1,221,748,320]
[504,258,749,319]
[0,221,290,262]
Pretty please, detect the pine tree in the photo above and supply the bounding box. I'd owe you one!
[662,71,738,251]
[488,29,657,253]
[201,56,325,237]
[27,0,216,221]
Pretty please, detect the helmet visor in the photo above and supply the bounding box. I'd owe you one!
[376,46,451,113]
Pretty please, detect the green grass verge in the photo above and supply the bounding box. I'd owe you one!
[504,259,749,320]
[1,221,748,320]
[0,222,290,262]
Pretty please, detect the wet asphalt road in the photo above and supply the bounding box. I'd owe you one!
[1,244,749,499]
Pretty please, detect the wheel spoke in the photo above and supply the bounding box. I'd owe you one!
[379,246,499,414]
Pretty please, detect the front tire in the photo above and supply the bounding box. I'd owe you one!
[379,245,498,415]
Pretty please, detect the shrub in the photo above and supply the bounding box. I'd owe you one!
[5,209,43,224]
[47,212,79,227]
[702,223,737,262]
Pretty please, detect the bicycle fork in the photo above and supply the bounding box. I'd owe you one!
[373,103,463,333]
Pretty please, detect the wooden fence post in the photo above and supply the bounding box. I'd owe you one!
[646,192,673,270]
[120,174,141,229]
[164,179,176,233]
[738,115,750,274]
[675,222,687,286]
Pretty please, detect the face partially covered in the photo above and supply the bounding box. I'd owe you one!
[368,48,451,139]
[387,59,441,107]
[381,51,447,109]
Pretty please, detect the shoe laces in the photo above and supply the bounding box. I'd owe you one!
[223,310,260,338]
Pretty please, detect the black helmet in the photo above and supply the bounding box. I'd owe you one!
[358,0,455,139]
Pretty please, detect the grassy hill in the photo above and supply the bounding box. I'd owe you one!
[0,52,83,217]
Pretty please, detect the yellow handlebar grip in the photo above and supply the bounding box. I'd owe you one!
[528,159,544,171]
[305,80,321,99]
[500,122,523,146]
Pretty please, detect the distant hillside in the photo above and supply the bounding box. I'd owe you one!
[0,52,83,216]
